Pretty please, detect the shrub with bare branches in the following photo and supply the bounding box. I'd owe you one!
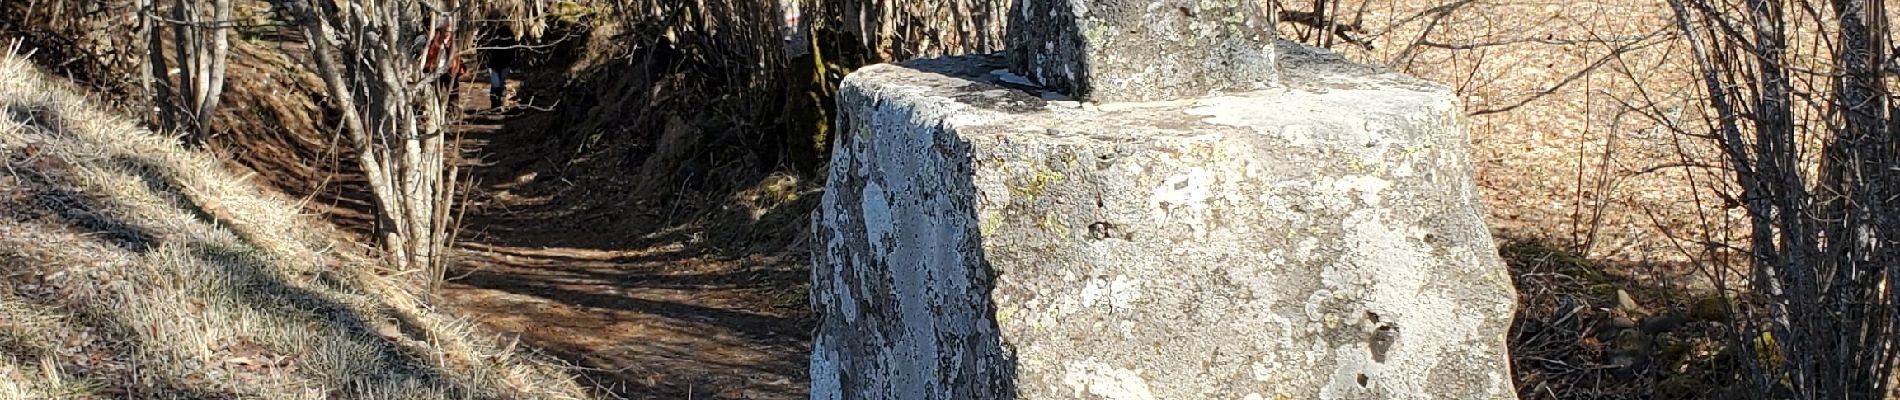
[1664,0,1900,396]
[140,0,233,141]
[269,0,463,287]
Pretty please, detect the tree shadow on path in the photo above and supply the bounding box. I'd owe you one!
[436,45,813,399]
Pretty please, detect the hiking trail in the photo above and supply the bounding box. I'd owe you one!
[437,74,811,400]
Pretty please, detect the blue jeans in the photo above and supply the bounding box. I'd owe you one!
[488,68,509,107]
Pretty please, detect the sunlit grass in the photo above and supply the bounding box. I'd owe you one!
[0,49,595,399]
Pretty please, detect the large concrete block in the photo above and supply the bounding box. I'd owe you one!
[1006,0,1277,102]
[811,45,1517,399]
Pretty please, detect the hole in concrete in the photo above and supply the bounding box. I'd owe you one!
[1357,373,1369,387]
[1088,221,1118,240]
[1369,322,1398,363]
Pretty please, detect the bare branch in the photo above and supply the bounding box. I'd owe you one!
[1468,28,1670,116]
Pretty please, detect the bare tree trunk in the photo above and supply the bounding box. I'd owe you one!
[1821,0,1898,396]
[1665,0,1783,391]
[145,0,232,141]
[194,0,231,130]
[138,0,156,119]
[145,0,176,131]
[274,0,460,287]
[1736,0,1826,392]
[1669,0,1900,396]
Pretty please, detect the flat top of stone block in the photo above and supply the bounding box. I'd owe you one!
[850,44,1454,141]
[820,44,1513,400]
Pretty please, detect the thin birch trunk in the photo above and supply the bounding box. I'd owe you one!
[274,0,460,287]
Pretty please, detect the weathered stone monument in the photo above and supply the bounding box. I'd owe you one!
[810,0,1519,398]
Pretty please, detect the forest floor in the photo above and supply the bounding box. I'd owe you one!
[434,79,811,399]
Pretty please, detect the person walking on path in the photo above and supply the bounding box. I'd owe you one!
[417,18,463,107]
[479,21,518,109]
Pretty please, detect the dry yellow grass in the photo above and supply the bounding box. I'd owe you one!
[0,49,595,399]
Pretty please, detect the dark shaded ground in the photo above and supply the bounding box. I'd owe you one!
[1499,236,1748,400]
[437,78,812,399]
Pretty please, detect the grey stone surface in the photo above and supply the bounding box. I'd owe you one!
[812,46,1517,400]
[1006,0,1277,102]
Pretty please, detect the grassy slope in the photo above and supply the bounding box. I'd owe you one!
[0,52,593,399]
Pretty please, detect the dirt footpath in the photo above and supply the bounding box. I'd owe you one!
[437,84,812,399]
